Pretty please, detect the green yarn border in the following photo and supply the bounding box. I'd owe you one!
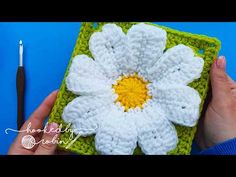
[48,22,221,155]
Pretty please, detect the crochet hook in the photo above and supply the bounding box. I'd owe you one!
[16,40,25,130]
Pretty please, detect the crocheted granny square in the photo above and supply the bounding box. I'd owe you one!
[49,22,221,155]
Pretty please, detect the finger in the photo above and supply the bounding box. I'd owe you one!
[231,88,236,96]
[34,122,60,155]
[19,90,58,139]
[9,90,58,154]
[195,87,212,150]
[22,90,58,131]
[227,75,236,85]
[227,75,236,90]
[210,56,231,102]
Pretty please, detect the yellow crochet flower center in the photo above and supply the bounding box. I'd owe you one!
[113,74,151,111]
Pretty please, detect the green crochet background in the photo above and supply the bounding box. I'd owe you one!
[48,22,221,155]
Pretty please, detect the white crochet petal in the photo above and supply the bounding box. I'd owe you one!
[133,102,178,155]
[69,55,108,80]
[66,55,111,96]
[127,23,167,75]
[149,84,201,127]
[89,24,129,79]
[95,106,138,155]
[62,94,115,136]
[147,44,204,85]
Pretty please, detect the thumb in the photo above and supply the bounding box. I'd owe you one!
[210,56,230,101]
[34,122,60,155]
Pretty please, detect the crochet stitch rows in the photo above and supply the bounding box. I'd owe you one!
[49,22,221,155]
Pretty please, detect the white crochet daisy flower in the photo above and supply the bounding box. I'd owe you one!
[62,23,204,155]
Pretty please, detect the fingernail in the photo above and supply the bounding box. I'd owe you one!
[46,122,59,136]
[216,56,226,69]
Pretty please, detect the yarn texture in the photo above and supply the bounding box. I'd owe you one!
[49,22,221,155]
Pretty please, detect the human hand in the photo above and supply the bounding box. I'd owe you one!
[197,56,236,149]
[8,90,61,155]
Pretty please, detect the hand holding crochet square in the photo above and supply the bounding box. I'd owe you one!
[49,22,221,155]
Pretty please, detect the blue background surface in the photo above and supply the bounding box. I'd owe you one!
[0,22,235,155]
